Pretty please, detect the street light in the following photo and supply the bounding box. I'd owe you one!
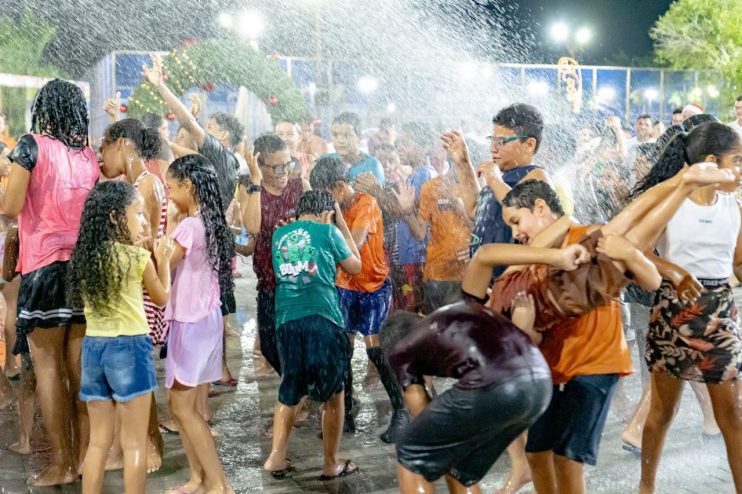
[459,61,478,81]
[528,80,550,97]
[644,88,658,101]
[237,10,265,41]
[218,12,234,29]
[549,21,570,43]
[575,27,592,45]
[707,85,720,98]
[597,86,616,102]
[386,103,396,114]
[358,76,379,94]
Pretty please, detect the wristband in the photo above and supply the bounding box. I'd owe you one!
[461,289,489,305]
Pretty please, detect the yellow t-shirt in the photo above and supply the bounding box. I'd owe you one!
[85,243,151,337]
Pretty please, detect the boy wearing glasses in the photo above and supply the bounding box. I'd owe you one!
[240,134,308,374]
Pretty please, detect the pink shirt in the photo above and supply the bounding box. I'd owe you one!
[17,135,99,274]
[165,216,220,323]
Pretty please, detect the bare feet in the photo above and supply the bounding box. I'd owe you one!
[147,438,162,473]
[620,430,642,453]
[27,464,77,487]
[104,453,124,471]
[165,479,204,494]
[7,440,32,455]
[494,467,532,494]
[320,459,358,480]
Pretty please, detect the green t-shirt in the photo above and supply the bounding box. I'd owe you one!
[272,220,353,328]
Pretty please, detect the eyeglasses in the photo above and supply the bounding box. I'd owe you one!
[262,161,294,175]
[486,135,530,148]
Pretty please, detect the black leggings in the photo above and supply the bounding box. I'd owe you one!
[257,289,281,374]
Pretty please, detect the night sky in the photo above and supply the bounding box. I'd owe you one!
[504,0,675,65]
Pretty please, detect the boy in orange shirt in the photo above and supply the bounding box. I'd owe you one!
[310,156,409,443]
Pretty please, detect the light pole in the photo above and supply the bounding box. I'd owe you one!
[548,21,592,58]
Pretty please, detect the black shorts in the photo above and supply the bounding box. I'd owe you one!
[14,261,85,354]
[397,372,551,487]
[525,373,619,465]
[276,315,351,406]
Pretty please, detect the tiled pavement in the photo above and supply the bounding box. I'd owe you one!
[0,263,736,493]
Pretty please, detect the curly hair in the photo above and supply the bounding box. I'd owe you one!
[31,79,89,149]
[631,122,739,197]
[295,190,335,218]
[104,118,162,160]
[168,154,235,299]
[209,112,245,149]
[68,181,139,313]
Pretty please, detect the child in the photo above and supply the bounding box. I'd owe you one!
[263,191,361,479]
[328,112,385,185]
[164,154,235,494]
[310,155,409,442]
[68,181,172,493]
[463,161,736,332]
[382,296,551,494]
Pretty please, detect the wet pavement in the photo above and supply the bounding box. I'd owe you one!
[0,261,736,493]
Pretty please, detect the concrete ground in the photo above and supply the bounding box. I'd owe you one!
[0,260,736,493]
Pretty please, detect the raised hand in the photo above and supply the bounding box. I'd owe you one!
[558,244,590,271]
[142,52,165,87]
[477,160,502,185]
[440,130,471,167]
[103,91,121,121]
[354,172,381,196]
[154,235,174,262]
[247,149,262,185]
[392,180,416,214]
[189,94,202,117]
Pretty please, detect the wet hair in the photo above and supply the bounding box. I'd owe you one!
[167,154,235,299]
[682,113,718,132]
[104,118,162,160]
[30,79,89,149]
[295,190,335,218]
[631,122,740,197]
[253,134,288,167]
[309,155,347,191]
[209,112,244,148]
[502,179,565,217]
[493,103,544,152]
[400,120,436,147]
[68,181,139,313]
[332,112,361,136]
[636,113,652,122]
[379,311,423,353]
[636,142,657,160]
[141,112,164,130]
[672,107,683,115]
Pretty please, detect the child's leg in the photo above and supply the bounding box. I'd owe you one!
[706,380,742,494]
[495,434,531,494]
[321,391,345,476]
[553,454,586,494]
[0,368,14,409]
[105,409,124,470]
[170,381,230,492]
[263,401,299,471]
[526,451,557,494]
[167,385,205,491]
[3,278,20,377]
[8,355,35,454]
[119,393,152,494]
[397,463,435,494]
[67,324,88,471]
[81,400,116,494]
[147,393,164,473]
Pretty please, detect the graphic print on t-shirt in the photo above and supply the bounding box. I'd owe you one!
[275,228,318,282]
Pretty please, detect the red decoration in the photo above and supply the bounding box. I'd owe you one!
[202,83,214,93]
[166,112,176,121]
[269,96,279,106]
[119,104,128,113]
[182,38,197,48]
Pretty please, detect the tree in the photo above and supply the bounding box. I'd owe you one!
[651,0,742,114]
[0,9,64,137]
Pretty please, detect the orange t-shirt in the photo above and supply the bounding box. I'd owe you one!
[539,225,634,383]
[336,192,388,292]
[418,177,472,282]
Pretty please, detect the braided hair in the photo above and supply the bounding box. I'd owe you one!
[30,79,89,149]
[168,155,235,299]
[631,122,739,197]
[68,181,139,313]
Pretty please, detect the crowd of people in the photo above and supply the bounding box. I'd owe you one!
[0,53,741,494]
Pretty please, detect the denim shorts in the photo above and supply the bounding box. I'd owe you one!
[80,334,157,402]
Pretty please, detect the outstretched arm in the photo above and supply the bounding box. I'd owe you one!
[595,234,661,291]
[143,53,206,147]
[461,243,590,299]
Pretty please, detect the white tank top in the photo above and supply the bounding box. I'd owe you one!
[657,194,740,279]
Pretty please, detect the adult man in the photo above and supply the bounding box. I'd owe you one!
[625,114,655,149]
[240,134,307,375]
[727,96,742,138]
[671,107,684,126]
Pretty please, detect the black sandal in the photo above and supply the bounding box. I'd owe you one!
[268,459,295,479]
[319,459,358,481]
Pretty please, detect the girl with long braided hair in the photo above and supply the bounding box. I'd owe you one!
[163,154,234,494]
[2,79,100,486]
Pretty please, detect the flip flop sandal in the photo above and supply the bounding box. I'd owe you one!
[622,442,641,454]
[319,459,358,481]
[267,459,295,479]
[212,378,238,387]
[158,423,180,435]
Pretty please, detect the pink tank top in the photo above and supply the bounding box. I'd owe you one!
[17,135,100,274]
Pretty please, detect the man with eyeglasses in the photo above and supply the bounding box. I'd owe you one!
[240,134,309,375]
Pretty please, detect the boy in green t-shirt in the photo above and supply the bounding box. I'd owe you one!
[263,190,363,480]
